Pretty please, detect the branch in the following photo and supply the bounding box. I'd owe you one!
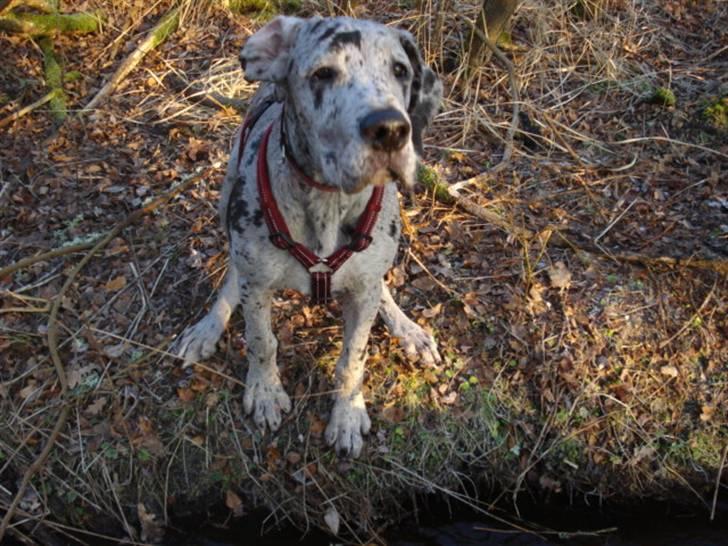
[0,173,203,542]
[83,7,180,112]
[0,88,58,129]
[38,36,66,121]
[0,10,100,35]
[418,166,533,240]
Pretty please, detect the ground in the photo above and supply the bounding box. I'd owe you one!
[0,0,726,543]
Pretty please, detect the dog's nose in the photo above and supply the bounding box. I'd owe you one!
[359,109,410,152]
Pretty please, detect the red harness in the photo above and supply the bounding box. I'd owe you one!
[237,111,384,305]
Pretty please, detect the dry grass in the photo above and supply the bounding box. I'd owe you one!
[1,0,727,542]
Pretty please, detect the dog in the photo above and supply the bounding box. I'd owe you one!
[175,15,443,457]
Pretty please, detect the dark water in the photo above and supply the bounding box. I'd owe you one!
[169,501,728,546]
[7,501,727,545]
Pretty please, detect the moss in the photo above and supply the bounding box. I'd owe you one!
[38,36,67,122]
[226,0,301,15]
[417,164,453,205]
[0,11,100,35]
[648,86,677,108]
[703,97,727,130]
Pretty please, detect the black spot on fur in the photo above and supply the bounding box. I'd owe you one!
[317,25,337,43]
[310,19,325,33]
[253,209,264,227]
[246,135,263,167]
[411,98,435,154]
[226,177,248,236]
[311,80,324,109]
[389,219,398,238]
[423,69,436,90]
[330,31,361,51]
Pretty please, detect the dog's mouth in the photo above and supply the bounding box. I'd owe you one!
[339,151,415,195]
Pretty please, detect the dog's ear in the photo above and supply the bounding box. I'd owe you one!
[398,30,443,155]
[240,16,302,82]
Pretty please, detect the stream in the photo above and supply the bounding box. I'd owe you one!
[171,499,728,546]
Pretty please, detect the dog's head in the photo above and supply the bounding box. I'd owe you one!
[240,16,442,193]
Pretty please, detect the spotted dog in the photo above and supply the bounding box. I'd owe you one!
[175,16,443,457]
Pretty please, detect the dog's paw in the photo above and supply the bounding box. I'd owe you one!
[174,316,224,367]
[393,322,441,366]
[243,369,291,431]
[325,394,371,458]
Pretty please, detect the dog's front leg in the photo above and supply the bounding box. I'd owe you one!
[242,287,291,430]
[379,280,441,365]
[325,283,381,458]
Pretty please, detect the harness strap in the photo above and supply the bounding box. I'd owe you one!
[256,123,384,305]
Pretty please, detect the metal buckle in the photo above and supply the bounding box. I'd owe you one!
[308,262,333,274]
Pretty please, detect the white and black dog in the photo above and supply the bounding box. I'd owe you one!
[175,16,442,457]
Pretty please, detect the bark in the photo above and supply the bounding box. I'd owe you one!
[467,0,519,69]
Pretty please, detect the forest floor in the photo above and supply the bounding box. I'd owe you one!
[1,0,727,543]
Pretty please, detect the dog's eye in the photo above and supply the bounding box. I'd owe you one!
[393,61,409,79]
[312,66,337,82]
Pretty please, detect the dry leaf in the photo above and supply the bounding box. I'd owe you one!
[547,261,572,290]
[85,397,107,416]
[137,503,164,543]
[177,387,195,402]
[660,365,678,378]
[105,275,127,292]
[225,490,244,517]
[421,303,443,318]
[324,507,340,535]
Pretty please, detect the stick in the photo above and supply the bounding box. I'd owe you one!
[0,89,58,129]
[0,174,202,542]
[83,7,180,112]
[418,166,533,240]
[0,240,97,280]
[552,231,728,275]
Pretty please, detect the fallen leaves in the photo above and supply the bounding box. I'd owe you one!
[104,275,127,292]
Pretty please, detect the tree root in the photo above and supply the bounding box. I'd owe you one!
[84,7,180,112]
[0,174,203,543]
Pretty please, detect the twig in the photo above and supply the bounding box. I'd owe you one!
[0,89,58,129]
[0,241,97,280]
[83,7,180,112]
[0,174,202,542]
[552,231,728,275]
[419,169,533,240]
[711,443,728,521]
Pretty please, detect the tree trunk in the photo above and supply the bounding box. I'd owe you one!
[467,0,519,69]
